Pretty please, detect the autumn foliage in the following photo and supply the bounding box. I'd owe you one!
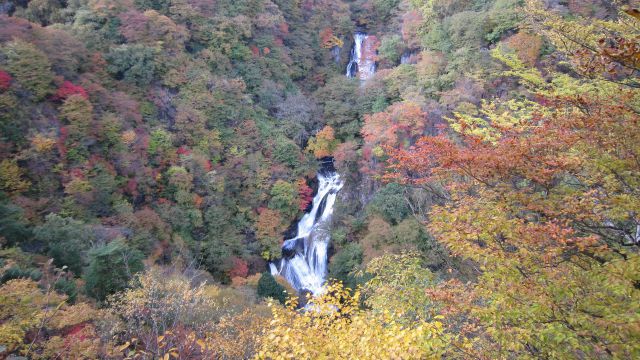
[53,80,88,101]
[0,69,11,91]
[383,9,640,356]
[306,125,338,158]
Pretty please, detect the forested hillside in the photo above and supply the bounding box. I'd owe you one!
[1,0,639,358]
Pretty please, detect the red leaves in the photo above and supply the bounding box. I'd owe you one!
[385,112,583,188]
[125,178,138,196]
[362,102,426,149]
[228,257,249,279]
[278,22,289,35]
[0,70,12,91]
[296,178,313,211]
[176,146,191,156]
[53,81,88,101]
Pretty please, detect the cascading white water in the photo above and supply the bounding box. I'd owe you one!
[346,32,376,80]
[270,166,343,295]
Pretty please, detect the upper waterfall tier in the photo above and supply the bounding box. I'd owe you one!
[346,32,376,80]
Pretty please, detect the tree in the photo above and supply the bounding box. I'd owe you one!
[53,81,89,101]
[255,208,285,260]
[384,11,640,356]
[0,160,30,195]
[34,214,91,276]
[119,10,188,49]
[21,0,66,26]
[367,183,411,225]
[504,31,543,67]
[377,34,404,67]
[296,178,313,211]
[1,39,53,100]
[0,279,101,358]
[362,101,426,150]
[108,267,220,357]
[84,238,144,302]
[314,76,360,139]
[360,252,436,324]
[268,180,299,219]
[0,70,11,91]
[275,93,316,146]
[306,125,338,158]
[0,195,32,246]
[105,44,157,85]
[60,94,93,140]
[328,243,363,289]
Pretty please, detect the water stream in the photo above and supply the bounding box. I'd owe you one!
[269,161,343,295]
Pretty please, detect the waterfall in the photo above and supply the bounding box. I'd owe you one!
[270,161,343,295]
[401,49,419,65]
[346,32,376,80]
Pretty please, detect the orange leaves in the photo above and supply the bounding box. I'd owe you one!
[319,28,344,49]
[504,32,543,67]
[362,101,426,164]
[385,110,583,189]
[256,208,285,260]
[306,125,338,158]
[385,91,640,266]
[256,208,283,240]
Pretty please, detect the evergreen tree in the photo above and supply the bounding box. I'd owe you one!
[84,238,144,302]
[256,272,287,304]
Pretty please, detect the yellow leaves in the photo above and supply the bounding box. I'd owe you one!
[196,339,206,351]
[60,94,93,125]
[257,281,450,359]
[448,99,541,142]
[64,177,92,195]
[0,159,30,195]
[31,133,56,153]
[306,125,338,158]
[120,129,137,145]
[117,341,130,352]
[319,28,344,49]
[49,303,97,329]
[0,279,71,354]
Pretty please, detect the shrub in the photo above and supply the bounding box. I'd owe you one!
[0,266,42,284]
[256,272,287,304]
[329,243,363,289]
[54,277,78,303]
[84,238,144,301]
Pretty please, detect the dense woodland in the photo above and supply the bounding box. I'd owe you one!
[0,0,639,358]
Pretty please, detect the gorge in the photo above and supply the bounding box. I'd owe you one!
[270,32,378,295]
